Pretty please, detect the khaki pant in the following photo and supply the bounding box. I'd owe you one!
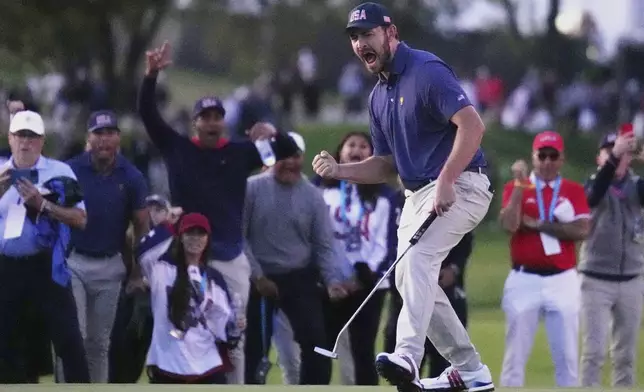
[395,172,492,370]
[580,274,644,387]
[209,253,251,384]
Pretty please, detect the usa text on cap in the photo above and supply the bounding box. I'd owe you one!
[87,110,119,133]
[532,131,564,152]
[346,2,392,31]
[193,97,226,118]
[9,110,45,136]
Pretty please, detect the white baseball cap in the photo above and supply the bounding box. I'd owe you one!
[9,111,45,136]
[288,132,306,153]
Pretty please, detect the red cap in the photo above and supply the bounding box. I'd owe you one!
[619,123,634,135]
[532,131,564,152]
[178,213,211,235]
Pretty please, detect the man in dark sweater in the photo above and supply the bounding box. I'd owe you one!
[138,40,298,384]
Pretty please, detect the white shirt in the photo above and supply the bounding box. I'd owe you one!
[321,183,399,290]
[0,156,85,256]
[138,225,233,376]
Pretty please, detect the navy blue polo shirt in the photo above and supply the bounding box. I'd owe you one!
[67,152,148,255]
[369,42,487,190]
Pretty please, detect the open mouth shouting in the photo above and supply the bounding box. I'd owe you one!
[361,50,377,66]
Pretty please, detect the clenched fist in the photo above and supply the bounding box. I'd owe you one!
[312,151,339,178]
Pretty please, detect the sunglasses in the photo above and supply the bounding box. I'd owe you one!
[537,151,560,161]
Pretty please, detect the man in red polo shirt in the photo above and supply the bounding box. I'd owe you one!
[498,131,590,388]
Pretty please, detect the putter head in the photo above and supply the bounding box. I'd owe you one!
[314,346,338,359]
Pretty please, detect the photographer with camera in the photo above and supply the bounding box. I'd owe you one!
[579,127,644,388]
[138,212,245,384]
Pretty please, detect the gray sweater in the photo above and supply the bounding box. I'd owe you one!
[243,171,352,285]
[579,163,644,278]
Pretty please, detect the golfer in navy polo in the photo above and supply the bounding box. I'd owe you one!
[313,3,494,392]
[66,110,149,383]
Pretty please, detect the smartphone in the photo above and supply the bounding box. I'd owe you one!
[10,169,38,185]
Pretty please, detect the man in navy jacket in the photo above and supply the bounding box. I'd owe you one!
[138,40,298,384]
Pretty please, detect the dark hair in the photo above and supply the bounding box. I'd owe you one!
[320,131,381,205]
[167,232,211,332]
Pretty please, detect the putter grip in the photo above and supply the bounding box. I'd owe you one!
[408,211,438,245]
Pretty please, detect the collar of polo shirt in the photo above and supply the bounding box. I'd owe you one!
[378,41,411,83]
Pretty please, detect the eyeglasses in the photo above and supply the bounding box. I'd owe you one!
[537,151,560,161]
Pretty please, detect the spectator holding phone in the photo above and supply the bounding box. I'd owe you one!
[579,125,644,387]
[0,111,89,383]
[138,212,244,384]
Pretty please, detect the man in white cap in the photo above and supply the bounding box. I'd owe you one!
[0,111,90,383]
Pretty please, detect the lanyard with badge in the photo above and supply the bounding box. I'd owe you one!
[340,181,364,252]
[535,176,561,223]
[188,266,208,303]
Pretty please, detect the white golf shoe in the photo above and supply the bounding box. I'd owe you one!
[375,352,423,392]
[420,365,495,391]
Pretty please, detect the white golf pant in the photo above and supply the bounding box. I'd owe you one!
[500,268,580,387]
[395,172,492,371]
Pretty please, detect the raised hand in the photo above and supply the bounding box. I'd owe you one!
[145,40,173,76]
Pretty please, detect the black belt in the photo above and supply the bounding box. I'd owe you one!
[512,264,568,276]
[403,167,490,193]
[73,249,118,259]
